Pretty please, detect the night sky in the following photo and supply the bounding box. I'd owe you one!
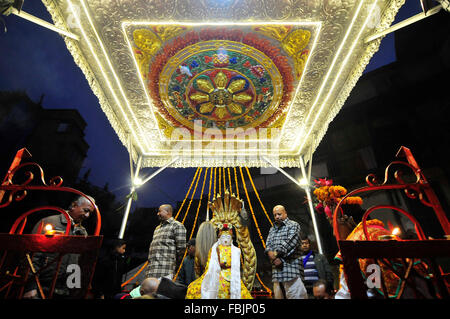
[0,1,423,208]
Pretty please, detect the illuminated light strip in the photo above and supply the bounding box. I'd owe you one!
[67,0,146,154]
[121,22,165,142]
[288,0,367,153]
[125,21,320,27]
[294,0,380,155]
[122,21,321,143]
[77,0,152,152]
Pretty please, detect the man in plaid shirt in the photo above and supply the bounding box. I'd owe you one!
[146,204,186,280]
[265,205,307,299]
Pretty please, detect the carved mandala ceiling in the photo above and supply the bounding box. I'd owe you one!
[42,0,405,168]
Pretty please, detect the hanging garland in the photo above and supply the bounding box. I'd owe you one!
[233,167,240,198]
[312,178,363,220]
[174,167,200,220]
[245,167,273,227]
[227,167,233,195]
[218,166,222,196]
[189,168,209,240]
[206,165,214,220]
[255,272,273,297]
[175,168,209,281]
[222,167,226,194]
[125,166,274,297]
[213,167,217,198]
[181,168,203,224]
[239,167,266,248]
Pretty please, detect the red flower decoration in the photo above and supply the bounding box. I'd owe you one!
[204,56,213,63]
[250,65,264,78]
[324,205,332,219]
[243,60,252,68]
[315,202,324,214]
[261,87,269,94]
[175,75,184,83]
[314,178,333,187]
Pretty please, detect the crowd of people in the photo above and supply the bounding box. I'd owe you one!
[22,195,339,299]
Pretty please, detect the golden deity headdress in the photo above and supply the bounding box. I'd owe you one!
[209,189,256,291]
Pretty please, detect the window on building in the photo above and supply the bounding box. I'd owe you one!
[57,122,69,132]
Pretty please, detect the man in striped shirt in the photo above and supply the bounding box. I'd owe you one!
[265,205,307,299]
[146,204,186,280]
[300,236,334,297]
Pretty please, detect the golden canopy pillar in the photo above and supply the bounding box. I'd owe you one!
[41,0,407,241]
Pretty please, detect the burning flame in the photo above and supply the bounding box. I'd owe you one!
[392,227,401,236]
[44,224,53,232]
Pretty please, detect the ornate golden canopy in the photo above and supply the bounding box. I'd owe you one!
[41,0,405,168]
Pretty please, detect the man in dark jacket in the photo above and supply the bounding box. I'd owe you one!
[176,238,196,286]
[300,236,334,298]
[91,239,129,299]
[22,195,96,299]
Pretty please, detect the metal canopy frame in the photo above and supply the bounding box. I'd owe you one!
[9,1,445,241]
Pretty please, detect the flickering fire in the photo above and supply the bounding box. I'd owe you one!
[392,227,401,236]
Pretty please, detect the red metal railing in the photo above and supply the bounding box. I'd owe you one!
[332,146,450,299]
[0,148,103,299]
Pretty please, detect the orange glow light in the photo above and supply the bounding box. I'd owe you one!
[44,224,55,235]
[392,227,401,236]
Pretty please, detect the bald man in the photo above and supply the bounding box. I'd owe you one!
[265,205,307,299]
[140,278,160,297]
[146,204,186,280]
[132,276,187,299]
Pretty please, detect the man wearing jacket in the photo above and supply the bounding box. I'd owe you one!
[300,236,334,297]
[23,195,96,299]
